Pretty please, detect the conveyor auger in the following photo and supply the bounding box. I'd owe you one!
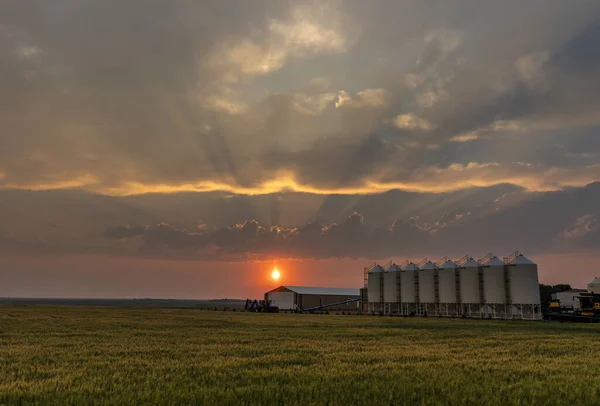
[294,298,363,314]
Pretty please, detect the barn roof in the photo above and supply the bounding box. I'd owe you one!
[272,286,361,296]
[554,289,587,294]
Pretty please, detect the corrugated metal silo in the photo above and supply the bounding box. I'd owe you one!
[438,260,458,303]
[482,256,506,304]
[459,258,481,303]
[418,261,436,303]
[588,277,600,294]
[367,265,385,303]
[400,263,418,303]
[383,264,401,303]
[508,254,540,304]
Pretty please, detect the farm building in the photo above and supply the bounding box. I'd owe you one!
[265,286,361,311]
[552,289,587,309]
[365,251,542,319]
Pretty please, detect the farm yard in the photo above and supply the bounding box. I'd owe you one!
[1,306,599,405]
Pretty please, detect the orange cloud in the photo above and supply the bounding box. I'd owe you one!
[2,163,600,197]
[40,164,600,195]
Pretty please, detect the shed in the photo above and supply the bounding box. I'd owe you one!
[552,289,587,309]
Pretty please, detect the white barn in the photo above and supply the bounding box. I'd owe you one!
[265,286,361,311]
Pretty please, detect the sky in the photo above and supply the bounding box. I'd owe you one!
[2,0,600,298]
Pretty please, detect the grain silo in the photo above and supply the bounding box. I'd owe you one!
[438,259,459,304]
[400,262,418,314]
[364,251,541,319]
[459,257,481,305]
[418,260,437,314]
[482,255,507,304]
[504,252,541,319]
[383,264,401,313]
[588,277,600,294]
[367,265,385,311]
[507,253,540,304]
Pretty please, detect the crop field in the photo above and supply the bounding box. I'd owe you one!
[1,307,600,405]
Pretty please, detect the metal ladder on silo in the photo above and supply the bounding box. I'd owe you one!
[395,265,402,314]
[478,253,493,315]
[416,258,428,314]
[431,257,447,315]
[455,255,470,315]
[433,258,444,305]
[398,260,409,315]
[502,251,520,309]
[381,261,392,313]
[364,262,377,313]
[364,262,376,288]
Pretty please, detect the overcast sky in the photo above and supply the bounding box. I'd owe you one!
[2,1,600,298]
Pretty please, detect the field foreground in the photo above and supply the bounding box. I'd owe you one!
[1,307,600,405]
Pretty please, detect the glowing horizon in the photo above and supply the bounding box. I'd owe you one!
[2,164,600,197]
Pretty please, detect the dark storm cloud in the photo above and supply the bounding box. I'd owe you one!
[2,182,600,260]
[267,195,282,227]
[96,182,600,260]
[101,212,424,260]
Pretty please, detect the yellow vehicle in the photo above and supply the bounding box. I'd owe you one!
[549,300,561,311]
[544,293,600,322]
[576,293,600,316]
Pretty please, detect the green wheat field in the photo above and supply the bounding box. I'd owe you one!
[1,306,599,405]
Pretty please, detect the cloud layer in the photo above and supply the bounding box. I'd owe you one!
[1,1,600,196]
[95,181,600,260]
[2,182,600,261]
[2,1,600,265]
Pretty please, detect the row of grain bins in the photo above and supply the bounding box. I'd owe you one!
[365,252,541,319]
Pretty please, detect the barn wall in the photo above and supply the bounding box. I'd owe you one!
[299,294,360,311]
[267,291,295,310]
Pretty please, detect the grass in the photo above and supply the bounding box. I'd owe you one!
[1,306,599,405]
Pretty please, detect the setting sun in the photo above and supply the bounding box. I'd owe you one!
[271,269,281,281]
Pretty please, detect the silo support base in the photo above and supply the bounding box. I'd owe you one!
[367,302,542,319]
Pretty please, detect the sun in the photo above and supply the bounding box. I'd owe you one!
[271,269,281,281]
